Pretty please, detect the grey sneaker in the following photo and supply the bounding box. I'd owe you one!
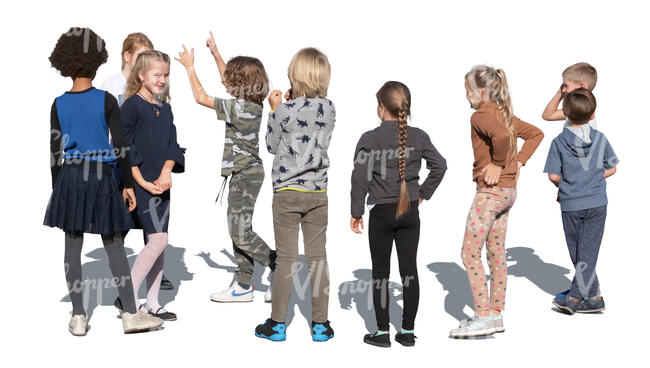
[69,313,88,336]
[450,314,495,338]
[576,296,605,313]
[122,310,164,333]
[490,313,505,333]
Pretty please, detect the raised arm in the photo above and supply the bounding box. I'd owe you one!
[265,91,285,154]
[175,45,215,109]
[206,31,227,83]
[542,85,567,121]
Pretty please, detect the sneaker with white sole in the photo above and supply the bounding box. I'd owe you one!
[69,313,88,336]
[122,310,164,334]
[490,313,505,333]
[450,314,495,338]
[210,283,254,302]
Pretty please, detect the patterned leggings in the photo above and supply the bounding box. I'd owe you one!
[461,186,517,312]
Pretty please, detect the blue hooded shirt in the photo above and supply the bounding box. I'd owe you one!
[544,127,619,212]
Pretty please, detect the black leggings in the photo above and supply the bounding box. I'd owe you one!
[64,231,137,315]
[368,201,420,331]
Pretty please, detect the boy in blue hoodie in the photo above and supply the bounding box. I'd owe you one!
[544,88,618,314]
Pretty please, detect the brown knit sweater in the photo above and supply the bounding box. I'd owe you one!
[470,101,544,189]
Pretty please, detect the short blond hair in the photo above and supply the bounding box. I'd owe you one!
[288,47,330,98]
[562,62,597,90]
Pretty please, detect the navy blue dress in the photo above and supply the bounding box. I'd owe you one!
[121,95,185,234]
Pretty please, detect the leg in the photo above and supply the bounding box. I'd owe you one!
[368,204,395,331]
[484,187,515,312]
[101,232,137,314]
[562,210,585,299]
[64,231,85,316]
[270,192,301,323]
[573,206,607,299]
[301,193,330,323]
[145,249,165,309]
[129,233,168,305]
[394,203,420,331]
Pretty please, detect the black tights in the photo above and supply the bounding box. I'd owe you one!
[64,231,137,315]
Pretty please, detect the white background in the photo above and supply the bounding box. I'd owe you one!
[1,0,647,366]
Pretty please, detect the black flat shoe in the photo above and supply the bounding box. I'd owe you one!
[395,332,417,346]
[149,307,177,321]
[160,275,174,290]
[363,332,391,348]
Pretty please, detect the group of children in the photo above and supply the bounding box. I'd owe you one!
[45,27,618,345]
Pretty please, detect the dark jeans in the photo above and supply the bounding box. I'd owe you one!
[368,200,420,331]
[561,205,607,299]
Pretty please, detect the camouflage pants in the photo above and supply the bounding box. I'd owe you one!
[227,166,272,285]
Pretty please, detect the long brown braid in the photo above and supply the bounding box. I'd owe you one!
[376,81,412,218]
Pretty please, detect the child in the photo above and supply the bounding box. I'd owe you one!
[350,81,447,347]
[449,65,544,338]
[44,27,163,335]
[542,62,598,131]
[544,88,618,314]
[101,33,154,106]
[254,47,335,342]
[116,50,185,321]
[175,32,276,303]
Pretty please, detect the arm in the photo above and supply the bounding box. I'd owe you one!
[548,173,561,187]
[105,92,134,188]
[603,136,619,179]
[604,166,616,178]
[542,86,566,121]
[419,132,447,200]
[50,101,62,188]
[514,116,545,166]
[543,140,562,188]
[175,45,215,108]
[265,95,284,154]
[350,133,372,219]
[206,31,227,83]
[165,107,186,173]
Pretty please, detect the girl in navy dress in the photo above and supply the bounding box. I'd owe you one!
[44,27,164,335]
[117,50,185,321]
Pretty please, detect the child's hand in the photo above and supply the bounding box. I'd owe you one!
[515,161,523,182]
[142,181,164,195]
[481,163,503,186]
[284,89,293,101]
[122,188,137,212]
[350,217,364,234]
[206,31,219,55]
[155,169,173,191]
[419,197,423,205]
[268,90,283,111]
[174,45,194,69]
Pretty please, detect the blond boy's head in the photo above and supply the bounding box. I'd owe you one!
[562,62,598,92]
[288,48,331,98]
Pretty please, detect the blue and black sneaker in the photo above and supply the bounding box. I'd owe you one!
[553,295,581,315]
[311,320,334,342]
[255,318,286,341]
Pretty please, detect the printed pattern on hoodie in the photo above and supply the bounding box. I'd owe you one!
[265,97,336,192]
[214,97,264,177]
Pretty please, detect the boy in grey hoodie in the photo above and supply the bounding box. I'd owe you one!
[543,88,618,314]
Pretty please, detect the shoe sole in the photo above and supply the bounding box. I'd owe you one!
[312,334,334,342]
[159,285,174,291]
[69,328,87,336]
[552,300,575,315]
[495,327,505,333]
[255,332,286,341]
[363,339,391,348]
[210,296,254,303]
[450,327,496,338]
[395,340,415,347]
[123,323,163,334]
[576,307,605,314]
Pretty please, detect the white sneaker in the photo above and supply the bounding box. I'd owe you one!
[69,313,88,336]
[210,283,254,302]
[490,312,505,333]
[122,310,164,334]
[449,314,496,338]
[264,272,274,303]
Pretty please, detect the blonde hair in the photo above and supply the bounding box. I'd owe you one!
[376,81,411,219]
[121,33,154,70]
[465,65,516,159]
[562,62,598,91]
[288,47,330,98]
[124,50,171,103]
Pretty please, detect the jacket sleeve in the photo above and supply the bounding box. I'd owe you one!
[602,135,619,169]
[105,92,134,188]
[543,139,562,175]
[166,106,186,173]
[265,104,286,155]
[120,98,144,168]
[50,100,62,188]
[513,116,544,165]
[419,131,447,200]
[350,132,372,218]
[470,110,512,167]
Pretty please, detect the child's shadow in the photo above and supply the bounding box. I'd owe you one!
[338,269,404,332]
[196,251,311,327]
[427,262,474,321]
[60,243,193,319]
[506,246,571,296]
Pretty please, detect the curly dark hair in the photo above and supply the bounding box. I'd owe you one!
[224,56,269,104]
[49,27,108,79]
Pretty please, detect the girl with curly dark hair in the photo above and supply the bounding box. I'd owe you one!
[44,27,164,335]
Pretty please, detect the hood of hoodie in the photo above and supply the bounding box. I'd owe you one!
[557,127,599,157]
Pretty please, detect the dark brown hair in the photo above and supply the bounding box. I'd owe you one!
[49,27,107,79]
[224,56,269,104]
[376,81,411,219]
[563,88,597,125]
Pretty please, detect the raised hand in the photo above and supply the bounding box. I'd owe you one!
[174,44,195,68]
[268,90,283,111]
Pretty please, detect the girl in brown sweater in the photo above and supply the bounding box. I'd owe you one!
[450,66,544,338]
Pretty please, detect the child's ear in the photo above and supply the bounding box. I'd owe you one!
[590,112,596,121]
[579,82,588,89]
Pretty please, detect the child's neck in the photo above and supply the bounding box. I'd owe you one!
[138,87,155,103]
[70,78,93,92]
